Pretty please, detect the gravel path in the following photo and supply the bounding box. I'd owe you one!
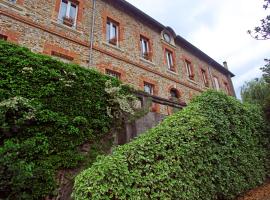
[237,181,270,200]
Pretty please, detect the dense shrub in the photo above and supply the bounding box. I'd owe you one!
[0,40,134,199]
[73,91,270,200]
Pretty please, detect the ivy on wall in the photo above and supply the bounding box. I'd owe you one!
[0,40,135,199]
[73,91,270,200]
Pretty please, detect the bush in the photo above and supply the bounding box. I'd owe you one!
[0,40,134,199]
[73,91,270,200]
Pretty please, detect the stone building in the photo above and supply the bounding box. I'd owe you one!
[0,0,235,115]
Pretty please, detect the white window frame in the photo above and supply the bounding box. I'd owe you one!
[106,20,119,46]
[144,83,154,95]
[140,37,149,58]
[166,49,174,71]
[58,0,78,28]
[214,77,220,90]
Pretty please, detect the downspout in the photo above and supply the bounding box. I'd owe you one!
[89,0,96,67]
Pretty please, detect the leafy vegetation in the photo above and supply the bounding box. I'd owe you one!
[241,77,270,121]
[246,0,270,122]
[248,0,270,40]
[262,59,270,84]
[241,78,269,106]
[0,40,135,199]
[73,91,270,200]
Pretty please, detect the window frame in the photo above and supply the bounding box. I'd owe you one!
[165,49,175,71]
[51,51,74,62]
[144,82,154,95]
[213,77,220,91]
[140,36,151,60]
[224,82,230,94]
[0,34,8,41]
[106,18,119,46]
[201,69,209,87]
[185,60,195,80]
[169,88,180,101]
[58,0,79,28]
[105,69,121,79]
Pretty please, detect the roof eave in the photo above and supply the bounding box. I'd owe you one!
[108,0,235,77]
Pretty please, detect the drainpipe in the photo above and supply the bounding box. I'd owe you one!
[89,0,96,67]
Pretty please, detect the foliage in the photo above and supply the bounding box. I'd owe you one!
[241,78,269,106]
[73,91,270,200]
[241,78,270,122]
[248,0,270,40]
[261,59,270,83]
[0,40,135,199]
[105,80,136,119]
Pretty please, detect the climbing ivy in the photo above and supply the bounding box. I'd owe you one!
[0,40,135,199]
[73,91,270,200]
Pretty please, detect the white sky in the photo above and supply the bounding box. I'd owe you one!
[125,0,270,99]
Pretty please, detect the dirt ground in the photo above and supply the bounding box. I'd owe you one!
[237,181,270,200]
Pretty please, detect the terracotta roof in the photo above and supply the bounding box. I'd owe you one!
[108,0,235,77]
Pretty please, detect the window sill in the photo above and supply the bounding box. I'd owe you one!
[51,20,83,35]
[202,86,210,90]
[103,41,124,52]
[167,69,178,75]
[0,1,25,12]
[187,78,198,85]
[140,57,156,66]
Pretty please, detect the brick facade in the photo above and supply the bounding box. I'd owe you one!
[0,0,235,114]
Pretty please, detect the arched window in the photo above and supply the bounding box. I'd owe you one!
[169,88,180,103]
[170,88,179,98]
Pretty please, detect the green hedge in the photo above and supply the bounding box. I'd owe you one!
[73,91,269,200]
[0,40,132,199]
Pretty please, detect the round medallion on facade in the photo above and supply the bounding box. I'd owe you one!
[163,32,171,43]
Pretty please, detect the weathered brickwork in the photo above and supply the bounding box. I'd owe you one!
[0,0,235,115]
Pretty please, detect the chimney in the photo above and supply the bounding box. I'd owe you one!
[223,61,228,69]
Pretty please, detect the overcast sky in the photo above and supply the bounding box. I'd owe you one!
[125,0,269,99]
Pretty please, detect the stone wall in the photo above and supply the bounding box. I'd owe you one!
[0,0,235,110]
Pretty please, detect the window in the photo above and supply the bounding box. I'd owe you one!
[224,82,230,94]
[185,60,194,80]
[214,77,220,90]
[0,34,8,41]
[170,88,180,101]
[51,51,74,62]
[58,0,78,27]
[163,32,171,43]
[140,36,151,60]
[106,69,121,79]
[170,89,178,98]
[165,49,175,71]
[8,0,16,3]
[106,19,119,46]
[201,69,209,87]
[144,82,154,95]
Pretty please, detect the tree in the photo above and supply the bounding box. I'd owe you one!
[248,0,270,40]
[241,78,270,121]
[245,0,270,121]
[241,78,269,105]
[261,59,270,83]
